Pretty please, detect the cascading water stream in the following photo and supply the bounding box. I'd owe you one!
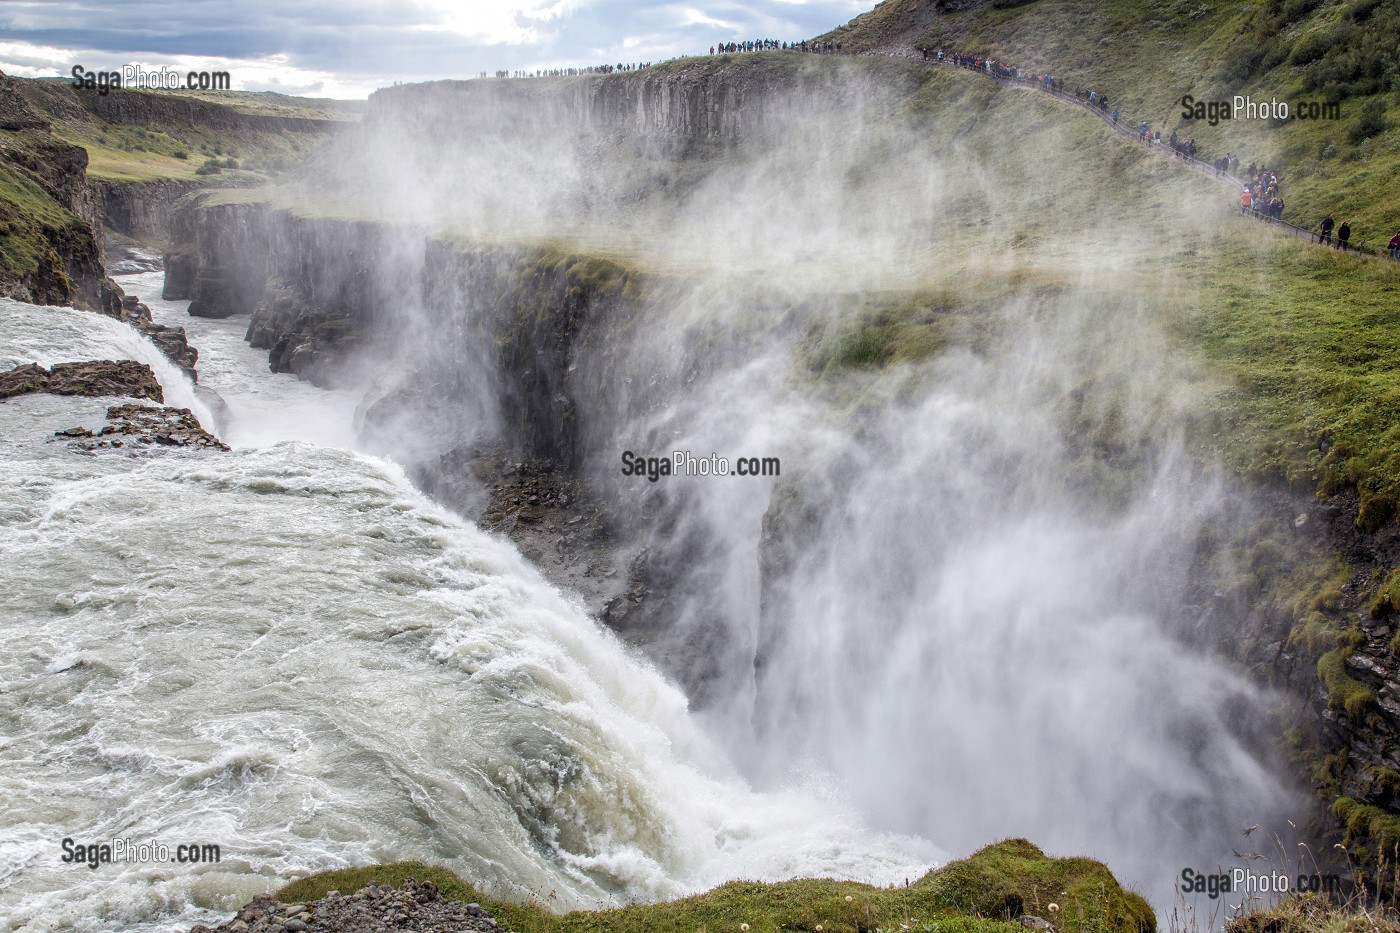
[0,283,935,933]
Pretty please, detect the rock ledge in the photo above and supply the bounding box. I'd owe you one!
[192,879,503,933]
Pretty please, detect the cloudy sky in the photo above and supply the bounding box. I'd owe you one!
[0,0,873,99]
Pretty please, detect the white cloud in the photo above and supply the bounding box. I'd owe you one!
[676,7,734,29]
[0,42,385,98]
[0,0,869,98]
[406,0,592,44]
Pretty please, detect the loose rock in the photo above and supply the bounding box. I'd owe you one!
[57,403,229,451]
[190,879,504,933]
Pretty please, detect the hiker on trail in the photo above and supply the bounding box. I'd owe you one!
[1139,121,1148,141]
[1111,109,1119,124]
[1338,220,1352,251]
[1319,213,1335,245]
[1240,188,1252,211]
[1390,232,1400,260]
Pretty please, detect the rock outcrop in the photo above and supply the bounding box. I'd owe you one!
[192,880,501,933]
[0,360,163,402]
[56,402,228,451]
[0,74,122,314]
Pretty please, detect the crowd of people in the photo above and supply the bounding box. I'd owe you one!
[930,48,1315,240]
[927,47,1400,258]
[484,62,654,79]
[488,38,838,79]
[484,62,652,78]
[1239,165,1286,221]
[709,39,839,54]
[1169,135,1199,159]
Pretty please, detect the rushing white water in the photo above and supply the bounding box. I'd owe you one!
[0,291,936,932]
[123,271,361,449]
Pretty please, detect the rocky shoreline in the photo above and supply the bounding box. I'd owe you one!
[192,880,503,933]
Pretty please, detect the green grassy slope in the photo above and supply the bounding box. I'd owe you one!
[823,0,1400,247]
[0,150,83,286]
[275,839,1154,933]
[11,79,355,182]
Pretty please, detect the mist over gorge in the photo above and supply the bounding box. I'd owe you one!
[164,54,1307,897]
[5,9,1397,930]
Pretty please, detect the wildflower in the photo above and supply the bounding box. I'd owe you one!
[845,896,854,903]
[741,925,750,932]
[1048,904,1060,914]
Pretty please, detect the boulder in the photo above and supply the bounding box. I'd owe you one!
[0,360,163,402]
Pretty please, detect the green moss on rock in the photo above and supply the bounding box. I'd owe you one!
[1317,628,1377,719]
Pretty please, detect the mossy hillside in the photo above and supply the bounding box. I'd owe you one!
[1318,627,1378,719]
[1182,237,1400,531]
[825,0,1400,247]
[0,158,85,288]
[276,839,1154,933]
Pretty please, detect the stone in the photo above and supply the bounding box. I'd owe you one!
[0,363,49,399]
[0,360,163,403]
[57,403,229,452]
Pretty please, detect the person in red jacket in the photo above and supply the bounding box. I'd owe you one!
[1240,188,1252,211]
[1389,232,1400,260]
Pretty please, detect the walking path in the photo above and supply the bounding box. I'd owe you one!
[918,54,1394,260]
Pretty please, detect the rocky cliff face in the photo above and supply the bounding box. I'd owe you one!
[0,74,122,313]
[80,87,345,137]
[96,179,210,244]
[163,196,274,317]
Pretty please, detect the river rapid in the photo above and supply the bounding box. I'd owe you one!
[0,276,934,932]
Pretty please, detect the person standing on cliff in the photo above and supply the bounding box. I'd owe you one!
[1337,220,1352,251]
[1319,213,1335,245]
